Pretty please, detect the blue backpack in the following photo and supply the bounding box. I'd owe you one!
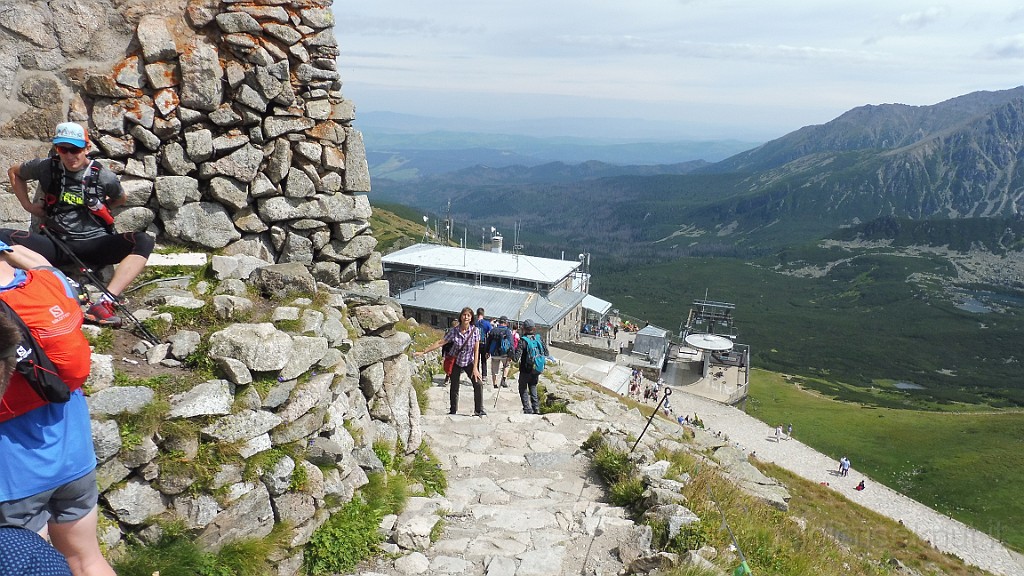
[522,334,546,375]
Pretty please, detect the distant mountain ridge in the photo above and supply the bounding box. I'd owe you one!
[690,86,1024,234]
[370,86,1024,260]
[360,122,758,179]
[708,86,1024,174]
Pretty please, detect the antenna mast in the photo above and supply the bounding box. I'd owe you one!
[444,199,453,245]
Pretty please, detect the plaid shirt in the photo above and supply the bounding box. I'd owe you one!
[447,325,479,366]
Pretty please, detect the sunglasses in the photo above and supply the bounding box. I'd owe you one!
[55,145,84,154]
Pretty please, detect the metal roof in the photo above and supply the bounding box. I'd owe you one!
[636,325,669,338]
[382,243,580,285]
[582,294,612,315]
[393,279,586,328]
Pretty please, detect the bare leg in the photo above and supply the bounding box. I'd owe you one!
[106,254,147,297]
[47,506,116,576]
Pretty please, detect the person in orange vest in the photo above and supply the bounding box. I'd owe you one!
[0,240,115,575]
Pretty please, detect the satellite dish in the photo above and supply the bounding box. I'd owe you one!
[490,226,495,234]
[422,216,428,223]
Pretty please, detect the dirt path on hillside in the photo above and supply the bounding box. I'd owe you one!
[665,388,1024,576]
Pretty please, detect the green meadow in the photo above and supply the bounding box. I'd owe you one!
[747,369,1024,552]
[595,251,1024,407]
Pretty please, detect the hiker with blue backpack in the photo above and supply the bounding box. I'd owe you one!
[486,315,514,389]
[515,319,549,415]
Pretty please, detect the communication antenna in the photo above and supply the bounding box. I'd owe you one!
[421,215,429,243]
[512,221,524,253]
[444,199,453,244]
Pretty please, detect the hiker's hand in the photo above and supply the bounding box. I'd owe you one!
[25,202,47,219]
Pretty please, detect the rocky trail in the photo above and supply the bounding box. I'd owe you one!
[356,350,1024,576]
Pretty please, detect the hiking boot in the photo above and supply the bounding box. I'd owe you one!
[84,300,122,328]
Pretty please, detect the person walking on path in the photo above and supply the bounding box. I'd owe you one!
[0,241,116,576]
[439,320,459,387]
[787,423,793,439]
[416,307,486,416]
[838,456,851,477]
[3,122,154,328]
[475,308,491,380]
[515,319,548,414]
[485,316,514,389]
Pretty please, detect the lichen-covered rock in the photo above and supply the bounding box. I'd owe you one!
[179,37,223,112]
[208,323,293,372]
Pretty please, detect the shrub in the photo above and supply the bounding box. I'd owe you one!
[402,442,447,496]
[538,383,569,414]
[581,430,605,452]
[305,482,392,575]
[593,443,634,485]
[609,476,645,509]
[113,522,282,576]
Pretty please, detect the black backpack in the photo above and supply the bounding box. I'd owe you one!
[0,300,70,403]
[489,325,512,356]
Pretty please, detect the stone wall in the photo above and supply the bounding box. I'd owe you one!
[85,260,421,573]
[550,340,618,362]
[0,0,378,285]
[0,2,420,573]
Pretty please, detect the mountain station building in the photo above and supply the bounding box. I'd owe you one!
[382,243,592,341]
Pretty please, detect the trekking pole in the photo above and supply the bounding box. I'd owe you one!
[631,387,672,453]
[39,226,161,345]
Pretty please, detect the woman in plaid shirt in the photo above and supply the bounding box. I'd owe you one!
[416,307,486,416]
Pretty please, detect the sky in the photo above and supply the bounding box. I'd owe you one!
[333,2,1024,142]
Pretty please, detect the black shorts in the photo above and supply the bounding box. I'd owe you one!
[0,229,154,268]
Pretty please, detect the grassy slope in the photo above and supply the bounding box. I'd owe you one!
[747,369,1024,552]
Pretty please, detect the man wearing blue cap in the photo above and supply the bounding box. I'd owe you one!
[3,121,154,328]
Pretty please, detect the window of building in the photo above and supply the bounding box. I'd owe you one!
[431,314,438,326]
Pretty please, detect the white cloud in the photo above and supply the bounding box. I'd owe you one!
[896,6,949,29]
[981,34,1024,59]
[334,1,1024,140]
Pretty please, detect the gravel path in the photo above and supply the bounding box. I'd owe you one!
[649,385,1024,576]
[549,345,1024,575]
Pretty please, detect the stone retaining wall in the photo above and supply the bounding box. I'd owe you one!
[0,0,377,285]
[550,340,619,362]
[0,3,418,574]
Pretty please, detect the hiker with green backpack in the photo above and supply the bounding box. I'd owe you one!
[515,319,549,415]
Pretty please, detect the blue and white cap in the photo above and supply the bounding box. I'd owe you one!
[53,122,88,148]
